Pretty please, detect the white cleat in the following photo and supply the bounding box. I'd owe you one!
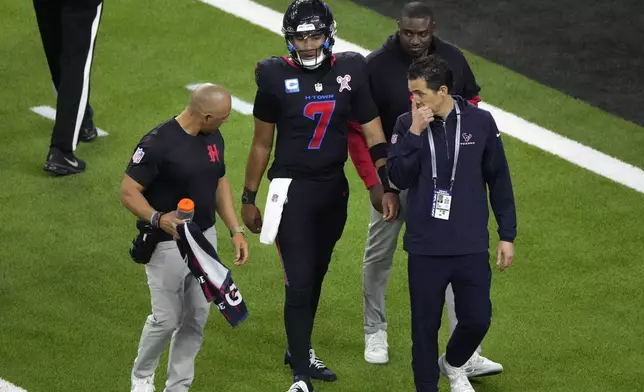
[287,380,313,392]
[131,374,155,392]
[438,355,475,392]
[463,352,504,378]
[364,330,389,364]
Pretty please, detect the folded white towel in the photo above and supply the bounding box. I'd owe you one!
[260,178,293,245]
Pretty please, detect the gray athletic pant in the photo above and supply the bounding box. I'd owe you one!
[131,227,216,392]
[362,190,482,354]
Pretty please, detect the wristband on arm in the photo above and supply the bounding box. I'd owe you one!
[150,211,163,228]
[368,142,387,163]
[369,142,398,193]
[241,187,257,205]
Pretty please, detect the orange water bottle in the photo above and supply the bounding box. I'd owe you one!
[177,198,195,222]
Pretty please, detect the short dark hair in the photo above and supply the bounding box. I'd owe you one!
[401,1,434,21]
[408,54,453,92]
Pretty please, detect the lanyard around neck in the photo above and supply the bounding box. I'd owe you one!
[427,103,461,191]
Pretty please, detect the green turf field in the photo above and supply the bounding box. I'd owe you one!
[1,0,643,391]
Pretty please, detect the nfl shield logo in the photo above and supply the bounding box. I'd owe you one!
[315,83,323,92]
[132,147,145,164]
[391,134,398,144]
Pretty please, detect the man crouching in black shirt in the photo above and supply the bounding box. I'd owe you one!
[120,83,249,392]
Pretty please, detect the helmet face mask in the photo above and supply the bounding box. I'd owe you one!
[282,0,336,69]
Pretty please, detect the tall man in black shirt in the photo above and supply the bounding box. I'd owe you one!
[240,1,395,391]
[120,84,249,392]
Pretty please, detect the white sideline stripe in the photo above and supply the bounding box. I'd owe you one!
[0,377,28,392]
[480,103,644,193]
[200,0,644,194]
[200,0,370,56]
[30,106,109,137]
[185,83,254,115]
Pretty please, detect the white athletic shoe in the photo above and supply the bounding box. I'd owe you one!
[364,330,389,364]
[131,374,155,392]
[463,352,504,378]
[287,380,313,392]
[438,355,475,392]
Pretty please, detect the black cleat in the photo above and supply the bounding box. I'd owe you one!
[79,126,98,143]
[287,376,314,392]
[43,147,86,176]
[285,348,337,382]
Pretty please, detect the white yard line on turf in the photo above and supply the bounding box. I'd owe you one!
[479,103,644,193]
[185,83,254,115]
[0,377,28,392]
[200,0,644,195]
[30,106,109,137]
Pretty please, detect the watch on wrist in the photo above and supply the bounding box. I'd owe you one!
[230,226,246,237]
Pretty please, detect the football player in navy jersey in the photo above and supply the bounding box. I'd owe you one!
[240,1,398,391]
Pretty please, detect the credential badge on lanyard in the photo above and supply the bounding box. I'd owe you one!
[428,103,461,221]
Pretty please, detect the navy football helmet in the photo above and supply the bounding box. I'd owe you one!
[282,0,337,69]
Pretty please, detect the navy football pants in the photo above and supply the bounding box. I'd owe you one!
[408,252,492,392]
[33,0,103,152]
[276,175,349,377]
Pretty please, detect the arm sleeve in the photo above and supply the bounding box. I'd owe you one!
[482,114,517,242]
[125,132,164,188]
[252,62,281,123]
[350,58,379,125]
[460,54,481,101]
[386,117,424,190]
[347,121,379,189]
